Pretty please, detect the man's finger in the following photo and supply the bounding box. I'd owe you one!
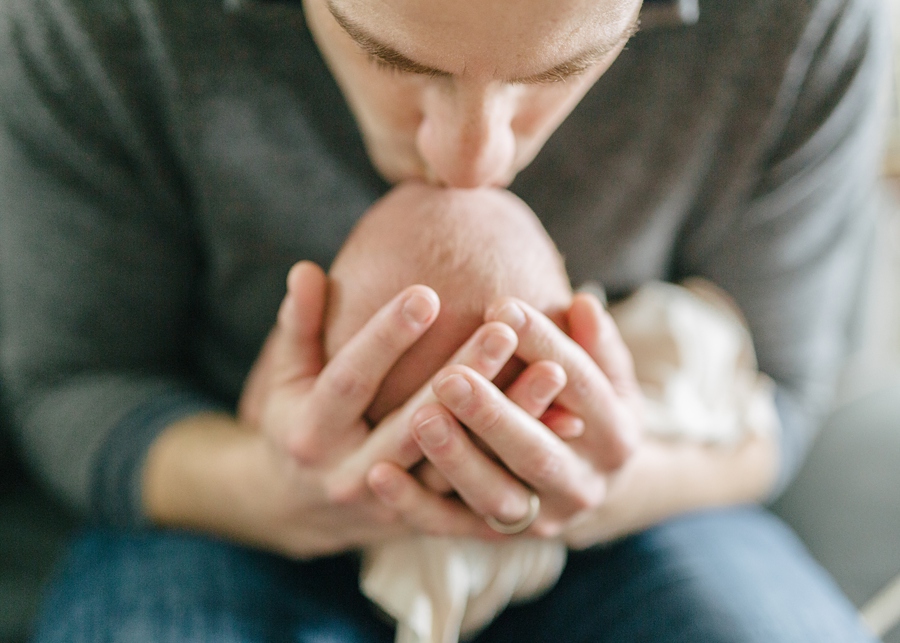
[568,292,639,398]
[310,284,441,435]
[271,261,329,384]
[431,366,606,518]
[343,321,518,475]
[503,360,567,419]
[367,462,502,539]
[486,297,636,469]
[541,406,585,440]
[238,261,327,426]
[410,404,534,524]
[415,462,455,495]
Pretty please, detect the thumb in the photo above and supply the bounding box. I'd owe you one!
[272,260,328,384]
[238,261,327,426]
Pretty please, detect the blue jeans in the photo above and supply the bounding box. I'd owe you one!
[31,506,875,642]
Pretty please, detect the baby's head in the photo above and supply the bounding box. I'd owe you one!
[326,183,572,423]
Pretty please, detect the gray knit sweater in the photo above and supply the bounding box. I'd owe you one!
[0,0,890,526]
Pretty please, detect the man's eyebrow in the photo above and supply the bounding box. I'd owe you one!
[509,26,639,84]
[327,2,452,78]
[326,1,640,84]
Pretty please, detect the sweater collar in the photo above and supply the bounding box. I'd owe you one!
[640,0,699,29]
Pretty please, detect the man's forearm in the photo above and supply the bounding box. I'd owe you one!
[141,412,280,547]
[564,432,779,549]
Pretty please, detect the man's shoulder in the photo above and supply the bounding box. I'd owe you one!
[629,0,883,92]
[2,0,225,48]
[649,0,880,46]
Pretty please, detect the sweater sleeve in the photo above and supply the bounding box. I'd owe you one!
[681,0,891,496]
[0,0,225,525]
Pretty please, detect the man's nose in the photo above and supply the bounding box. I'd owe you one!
[416,83,517,188]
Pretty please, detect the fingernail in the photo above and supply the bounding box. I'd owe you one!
[416,414,450,448]
[434,373,473,405]
[555,416,585,440]
[494,302,526,330]
[402,292,436,325]
[481,330,514,361]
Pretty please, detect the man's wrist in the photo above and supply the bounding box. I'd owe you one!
[142,412,257,530]
[564,432,779,548]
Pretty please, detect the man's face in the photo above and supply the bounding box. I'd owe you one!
[303,0,641,188]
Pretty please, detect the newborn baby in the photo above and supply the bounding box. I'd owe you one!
[325,183,570,643]
[323,183,779,643]
[325,183,571,425]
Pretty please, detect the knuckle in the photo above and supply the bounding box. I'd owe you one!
[324,477,364,506]
[603,443,630,470]
[374,317,411,353]
[323,361,375,401]
[528,450,563,488]
[566,487,596,513]
[526,327,557,360]
[568,369,596,400]
[599,417,635,469]
[597,308,622,345]
[429,442,464,475]
[469,396,505,438]
[285,431,324,466]
[570,476,607,511]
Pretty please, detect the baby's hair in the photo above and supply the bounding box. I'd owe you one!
[330,183,570,323]
[325,183,572,421]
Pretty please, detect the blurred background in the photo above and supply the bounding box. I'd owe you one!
[1,1,899,642]
[771,1,900,639]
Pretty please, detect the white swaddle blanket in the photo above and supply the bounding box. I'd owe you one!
[360,279,780,643]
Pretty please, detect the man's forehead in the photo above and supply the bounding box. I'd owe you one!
[327,0,640,81]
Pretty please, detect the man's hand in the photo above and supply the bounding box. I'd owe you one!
[366,290,777,545]
[239,260,439,466]
[144,261,519,558]
[367,292,644,538]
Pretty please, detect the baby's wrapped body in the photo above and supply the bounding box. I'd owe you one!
[324,184,778,643]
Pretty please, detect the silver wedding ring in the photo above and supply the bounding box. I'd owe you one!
[484,493,540,535]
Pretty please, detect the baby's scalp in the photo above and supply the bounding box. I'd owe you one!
[325,182,572,422]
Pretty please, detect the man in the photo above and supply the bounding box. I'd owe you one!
[0,0,888,640]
